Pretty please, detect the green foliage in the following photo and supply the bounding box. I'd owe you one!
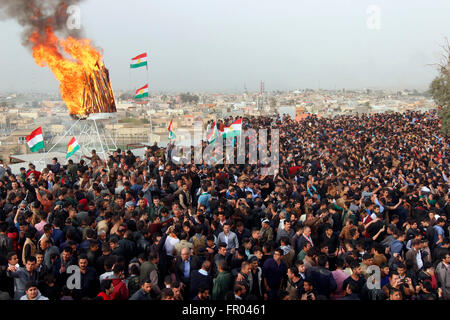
[429,44,450,136]
[120,117,150,125]
[179,93,199,104]
[119,92,134,100]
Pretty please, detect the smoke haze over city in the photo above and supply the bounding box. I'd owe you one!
[1,0,450,93]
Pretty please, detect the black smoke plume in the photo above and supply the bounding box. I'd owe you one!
[0,0,85,47]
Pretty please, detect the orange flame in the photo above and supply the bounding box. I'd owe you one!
[30,26,104,116]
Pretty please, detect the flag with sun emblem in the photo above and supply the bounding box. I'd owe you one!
[135,84,149,99]
[130,53,148,69]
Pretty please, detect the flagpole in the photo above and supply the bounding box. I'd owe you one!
[146,52,153,147]
[93,118,108,167]
[168,119,172,147]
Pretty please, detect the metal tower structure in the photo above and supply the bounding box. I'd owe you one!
[41,112,118,166]
[75,113,119,162]
[257,81,265,111]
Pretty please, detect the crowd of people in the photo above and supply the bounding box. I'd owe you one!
[0,110,448,301]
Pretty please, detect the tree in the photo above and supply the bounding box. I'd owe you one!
[429,40,450,136]
[119,92,134,101]
[179,93,199,104]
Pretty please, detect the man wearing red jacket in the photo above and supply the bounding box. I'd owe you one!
[26,163,41,180]
[359,210,373,238]
[110,264,129,300]
[288,165,303,176]
[97,279,114,300]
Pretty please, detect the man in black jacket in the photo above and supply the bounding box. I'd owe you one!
[0,223,13,256]
[129,278,153,300]
[174,247,202,299]
[95,243,117,275]
[72,255,98,300]
[308,254,337,299]
[189,260,213,299]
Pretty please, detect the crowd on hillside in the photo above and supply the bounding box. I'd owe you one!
[0,110,449,301]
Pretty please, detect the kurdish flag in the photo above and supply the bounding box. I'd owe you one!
[130,53,148,69]
[26,127,45,152]
[168,119,176,140]
[206,122,219,144]
[222,118,242,138]
[66,137,80,159]
[135,84,149,99]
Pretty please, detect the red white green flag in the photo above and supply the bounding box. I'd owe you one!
[168,119,176,140]
[206,122,219,144]
[26,127,44,152]
[222,118,242,138]
[130,53,148,69]
[135,84,149,99]
[66,137,80,159]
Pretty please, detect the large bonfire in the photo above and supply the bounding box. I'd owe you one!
[30,26,116,118]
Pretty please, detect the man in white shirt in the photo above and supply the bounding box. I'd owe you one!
[164,227,180,258]
[405,239,423,273]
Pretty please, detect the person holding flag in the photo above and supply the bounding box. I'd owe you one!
[66,137,80,159]
[206,122,219,144]
[222,118,242,138]
[168,119,176,140]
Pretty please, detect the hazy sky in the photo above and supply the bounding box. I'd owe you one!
[1,0,449,94]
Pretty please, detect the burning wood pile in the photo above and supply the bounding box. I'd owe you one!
[77,64,117,119]
[0,0,118,120]
[28,26,118,120]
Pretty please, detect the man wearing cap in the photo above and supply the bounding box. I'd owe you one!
[156,168,166,190]
[84,149,101,164]
[125,201,136,219]
[260,219,273,246]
